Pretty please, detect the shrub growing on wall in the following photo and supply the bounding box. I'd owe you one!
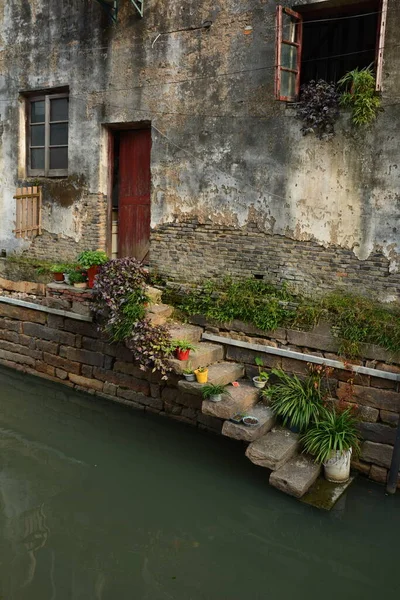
[338,66,382,126]
[92,258,171,377]
[296,80,340,139]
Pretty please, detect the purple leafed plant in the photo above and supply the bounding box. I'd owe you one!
[296,80,340,139]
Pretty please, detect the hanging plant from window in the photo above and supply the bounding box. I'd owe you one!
[296,80,340,139]
[338,66,382,126]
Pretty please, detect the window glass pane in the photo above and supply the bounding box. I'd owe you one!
[281,43,297,69]
[31,148,45,170]
[50,98,68,122]
[280,70,296,99]
[30,125,45,147]
[50,147,68,170]
[31,101,45,123]
[282,13,297,42]
[50,123,68,146]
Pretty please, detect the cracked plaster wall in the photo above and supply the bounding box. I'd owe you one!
[0,0,399,294]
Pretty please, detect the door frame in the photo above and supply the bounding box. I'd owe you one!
[105,121,151,259]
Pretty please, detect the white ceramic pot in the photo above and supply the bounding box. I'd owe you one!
[74,282,88,289]
[209,394,222,403]
[324,448,352,483]
[183,373,196,382]
[253,377,267,389]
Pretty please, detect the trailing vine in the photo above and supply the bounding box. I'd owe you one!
[296,80,340,139]
[92,258,172,378]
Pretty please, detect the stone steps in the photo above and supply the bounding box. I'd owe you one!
[245,428,300,471]
[146,303,174,326]
[222,403,276,442]
[167,342,224,374]
[167,323,203,344]
[202,381,260,420]
[178,361,245,394]
[269,454,321,498]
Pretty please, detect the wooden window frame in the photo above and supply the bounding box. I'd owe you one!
[275,6,303,102]
[375,0,387,91]
[27,92,69,177]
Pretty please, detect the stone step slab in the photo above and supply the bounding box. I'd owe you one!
[167,343,224,374]
[167,323,203,344]
[145,286,163,304]
[146,303,174,326]
[269,454,321,498]
[177,362,245,395]
[245,428,300,471]
[222,403,276,442]
[202,381,260,420]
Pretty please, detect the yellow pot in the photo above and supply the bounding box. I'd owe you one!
[195,369,208,384]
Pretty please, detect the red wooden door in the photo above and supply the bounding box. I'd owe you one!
[118,129,151,260]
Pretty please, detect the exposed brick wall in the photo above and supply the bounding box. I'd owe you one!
[150,221,400,302]
[25,193,107,262]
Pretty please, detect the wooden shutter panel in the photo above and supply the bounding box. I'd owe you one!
[275,6,303,101]
[375,0,388,91]
[13,186,42,239]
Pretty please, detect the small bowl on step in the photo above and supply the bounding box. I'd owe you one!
[242,416,259,427]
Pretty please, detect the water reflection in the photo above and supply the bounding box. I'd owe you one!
[0,366,398,599]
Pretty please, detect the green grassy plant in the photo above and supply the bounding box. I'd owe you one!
[339,66,382,126]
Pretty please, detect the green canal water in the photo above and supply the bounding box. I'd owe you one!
[0,365,398,599]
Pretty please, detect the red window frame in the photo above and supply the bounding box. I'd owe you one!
[375,0,387,91]
[275,6,303,102]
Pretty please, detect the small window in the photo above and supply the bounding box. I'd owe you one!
[28,93,69,177]
[275,0,387,101]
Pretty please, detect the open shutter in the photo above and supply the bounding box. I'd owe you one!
[375,0,387,91]
[275,6,303,101]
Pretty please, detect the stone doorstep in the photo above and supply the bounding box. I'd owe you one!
[167,323,203,344]
[202,382,260,420]
[245,428,300,471]
[269,454,321,499]
[301,476,355,511]
[177,362,245,395]
[167,342,224,374]
[222,403,276,442]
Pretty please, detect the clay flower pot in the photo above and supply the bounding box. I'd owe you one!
[176,348,190,361]
[53,272,64,283]
[194,368,208,384]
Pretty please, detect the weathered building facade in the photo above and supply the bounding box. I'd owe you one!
[0,0,399,300]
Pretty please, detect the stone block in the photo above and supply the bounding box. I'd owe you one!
[103,343,134,363]
[358,422,397,445]
[69,373,104,391]
[71,301,91,317]
[81,336,104,353]
[286,329,340,352]
[167,323,203,343]
[81,365,93,378]
[145,286,163,303]
[56,369,68,380]
[369,465,388,484]
[338,383,400,413]
[36,339,59,354]
[178,362,245,396]
[361,441,394,469]
[0,329,19,344]
[166,343,224,374]
[23,322,76,346]
[351,459,371,476]
[0,340,42,360]
[1,318,22,332]
[222,403,275,442]
[202,382,259,419]
[0,348,35,367]
[18,334,36,349]
[43,352,81,375]
[197,413,223,433]
[93,367,150,395]
[150,383,160,398]
[357,405,379,423]
[114,360,152,379]
[226,345,281,369]
[47,314,65,329]
[380,410,399,427]
[117,388,147,404]
[280,357,309,375]
[146,303,173,326]
[246,428,300,470]
[370,376,397,390]
[0,277,46,295]
[161,386,202,410]
[59,346,104,367]
[63,318,98,338]
[270,454,321,498]
[104,382,117,396]
[35,361,56,377]
[0,303,46,324]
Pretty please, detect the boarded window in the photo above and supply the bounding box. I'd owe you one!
[13,186,42,239]
[275,0,387,101]
[28,93,69,177]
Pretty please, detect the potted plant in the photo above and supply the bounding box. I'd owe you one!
[77,250,108,289]
[202,383,231,403]
[301,405,360,483]
[171,339,197,361]
[194,366,208,384]
[263,368,323,433]
[50,263,66,283]
[182,362,196,382]
[68,270,88,289]
[253,357,269,389]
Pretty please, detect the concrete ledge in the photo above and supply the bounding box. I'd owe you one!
[0,296,92,322]
[202,332,400,383]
